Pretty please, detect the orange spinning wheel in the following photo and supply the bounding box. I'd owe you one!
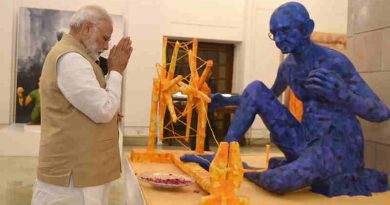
[135,37,273,205]
[148,40,183,151]
[179,48,213,153]
[147,38,215,153]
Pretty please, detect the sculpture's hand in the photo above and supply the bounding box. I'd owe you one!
[209,93,240,110]
[306,68,349,103]
[180,154,215,171]
[209,93,225,110]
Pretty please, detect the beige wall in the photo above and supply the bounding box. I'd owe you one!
[0,0,14,125]
[347,0,390,179]
[0,0,348,139]
[121,0,163,136]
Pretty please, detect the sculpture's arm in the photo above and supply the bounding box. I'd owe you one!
[306,56,389,122]
[342,71,389,122]
[271,64,288,97]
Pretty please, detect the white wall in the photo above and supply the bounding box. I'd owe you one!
[0,0,348,139]
[161,0,245,42]
[0,0,15,124]
[122,0,163,136]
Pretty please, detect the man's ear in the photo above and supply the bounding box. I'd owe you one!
[304,19,314,38]
[80,21,94,35]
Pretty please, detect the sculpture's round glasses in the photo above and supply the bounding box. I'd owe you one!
[268,27,292,41]
[268,22,306,41]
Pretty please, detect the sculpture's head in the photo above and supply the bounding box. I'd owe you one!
[269,2,314,54]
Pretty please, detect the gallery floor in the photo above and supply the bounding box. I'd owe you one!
[0,143,267,205]
[1,145,126,205]
[1,136,390,205]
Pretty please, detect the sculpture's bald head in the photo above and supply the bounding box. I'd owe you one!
[269,2,314,54]
[271,2,310,26]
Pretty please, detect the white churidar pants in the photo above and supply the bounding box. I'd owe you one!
[31,177,111,205]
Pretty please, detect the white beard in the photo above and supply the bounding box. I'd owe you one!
[84,32,101,61]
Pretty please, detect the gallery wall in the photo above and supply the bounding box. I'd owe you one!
[0,0,15,124]
[347,0,390,180]
[0,0,348,139]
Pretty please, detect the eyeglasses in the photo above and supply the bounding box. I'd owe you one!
[268,27,292,41]
[268,23,305,41]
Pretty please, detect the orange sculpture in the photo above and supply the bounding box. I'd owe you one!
[199,142,270,205]
[132,37,272,205]
[130,143,271,205]
[200,142,249,205]
[287,86,303,122]
[147,37,214,153]
[147,40,183,151]
[179,49,213,153]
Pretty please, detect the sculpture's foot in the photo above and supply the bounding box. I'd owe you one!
[268,157,288,169]
[311,168,389,197]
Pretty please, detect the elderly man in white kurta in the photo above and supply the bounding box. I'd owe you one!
[31,5,133,205]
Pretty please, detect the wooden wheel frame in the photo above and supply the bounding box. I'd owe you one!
[147,38,215,153]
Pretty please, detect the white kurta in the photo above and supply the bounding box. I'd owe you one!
[32,52,122,205]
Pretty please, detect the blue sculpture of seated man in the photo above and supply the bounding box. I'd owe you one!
[181,2,390,197]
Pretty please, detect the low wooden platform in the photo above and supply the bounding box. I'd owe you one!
[128,149,390,205]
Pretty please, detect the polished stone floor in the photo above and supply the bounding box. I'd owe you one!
[3,142,390,205]
[0,143,267,205]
